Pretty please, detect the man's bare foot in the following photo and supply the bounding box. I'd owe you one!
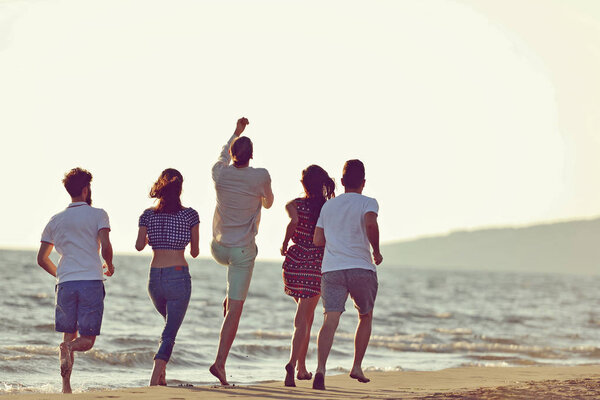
[349,367,370,383]
[209,363,229,386]
[297,370,313,380]
[159,368,167,386]
[62,381,72,394]
[312,371,325,390]
[59,342,72,378]
[284,363,295,387]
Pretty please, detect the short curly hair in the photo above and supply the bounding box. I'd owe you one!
[62,168,93,197]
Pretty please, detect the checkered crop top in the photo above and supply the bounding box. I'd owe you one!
[138,207,200,250]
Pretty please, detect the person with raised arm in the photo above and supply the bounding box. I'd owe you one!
[311,159,383,390]
[37,168,115,394]
[209,117,274,385]
[135,168,200,386]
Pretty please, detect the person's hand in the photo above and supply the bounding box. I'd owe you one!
[281,242,288,256]
[373,251,383,265]
[234,117,249,137]
[103,262,115,277]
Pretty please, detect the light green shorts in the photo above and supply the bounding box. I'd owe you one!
[210,239,257,301]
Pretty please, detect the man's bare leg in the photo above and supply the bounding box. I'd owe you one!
[150,359,167,386]
[313,311,341,390]
[349,311,373,383]
[210,298,244,386]
[60,332,76,394]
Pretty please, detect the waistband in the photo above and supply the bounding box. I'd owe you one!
[149,265,190,277]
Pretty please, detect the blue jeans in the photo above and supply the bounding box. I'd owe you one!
[148,266,191,362]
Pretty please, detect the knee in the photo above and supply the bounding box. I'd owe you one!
[82,336,96,351]
[358,311,373,322]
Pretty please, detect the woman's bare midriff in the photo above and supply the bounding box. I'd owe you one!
[151,249,188,268]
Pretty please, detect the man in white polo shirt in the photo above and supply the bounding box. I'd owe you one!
[37,168,115,394]
[312,159,383,390]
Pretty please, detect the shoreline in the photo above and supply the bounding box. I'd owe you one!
[6,365,600,399]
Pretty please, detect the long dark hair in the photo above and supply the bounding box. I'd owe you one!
[301,165,335,220]
[150,168,184,213]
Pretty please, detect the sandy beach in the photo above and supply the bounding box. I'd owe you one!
[7,365,600,399]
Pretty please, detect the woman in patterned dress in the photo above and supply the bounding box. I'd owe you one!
[281,165,335,387]
[135,168,200,386]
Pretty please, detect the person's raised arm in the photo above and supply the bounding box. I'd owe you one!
[212,118,249,180]
[313,227,325,247]
[37,242,57,277]
[190,224,200,258]
[98,228,115,277]
[281,201,298,256]
[135,226,148,251]
[365,212,383,265]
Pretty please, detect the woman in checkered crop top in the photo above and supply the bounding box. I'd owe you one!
[135,168,200,386]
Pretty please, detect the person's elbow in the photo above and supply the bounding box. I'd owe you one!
[313,229,326,247]
[263,197,274,209]
[36,253,46,268]
[135,242,145,252]
[191,248,200,258]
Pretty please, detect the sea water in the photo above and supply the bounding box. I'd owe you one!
[1,249,599,394]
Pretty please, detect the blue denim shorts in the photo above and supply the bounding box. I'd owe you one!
[55,280,105,336]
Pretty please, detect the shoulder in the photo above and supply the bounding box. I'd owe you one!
[141,208,155,216]
[89,206,109,218]
[253,167,271,181]
[183,207,199,216]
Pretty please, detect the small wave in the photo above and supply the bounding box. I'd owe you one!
[4,345,57,356]
[434,328,472,335]
[480,336,520,345]
[83,349,155,367]
[390,311,454,320]
[249,330,291,340]
[368,340,565,360]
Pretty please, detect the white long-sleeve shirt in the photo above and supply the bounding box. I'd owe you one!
[212,134,274,247]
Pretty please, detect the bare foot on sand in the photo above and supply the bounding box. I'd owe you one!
[284,363,295,387]
[297,370,313,380]
[209,363,229,386]
[59,342,72,378]
[312,371,325,390]
[349,367,370,383]
[159,368,167,386]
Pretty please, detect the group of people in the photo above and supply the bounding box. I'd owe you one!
[36,118,383,393]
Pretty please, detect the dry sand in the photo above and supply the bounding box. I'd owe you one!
[9,365,600,399]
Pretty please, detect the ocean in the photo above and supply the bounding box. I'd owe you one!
[1,249,599,394]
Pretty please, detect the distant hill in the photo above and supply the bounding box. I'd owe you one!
[381,218,600,274]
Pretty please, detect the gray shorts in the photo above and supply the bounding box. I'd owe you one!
[321,268,378,315]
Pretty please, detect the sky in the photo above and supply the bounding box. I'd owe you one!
[0,0,599,260]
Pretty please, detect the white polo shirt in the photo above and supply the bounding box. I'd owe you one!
[41,202,111,283]
[316,192,379,273]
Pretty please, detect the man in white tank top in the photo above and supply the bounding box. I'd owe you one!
[37,168,115,393]
[312,159,383,390]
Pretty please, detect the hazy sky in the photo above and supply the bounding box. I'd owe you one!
[1,0,599,259]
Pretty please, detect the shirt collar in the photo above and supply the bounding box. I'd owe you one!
[68,202,88,208]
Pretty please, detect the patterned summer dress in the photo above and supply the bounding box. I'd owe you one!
[282,198,324,298]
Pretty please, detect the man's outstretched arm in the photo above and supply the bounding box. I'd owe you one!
[365,212,383,265]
